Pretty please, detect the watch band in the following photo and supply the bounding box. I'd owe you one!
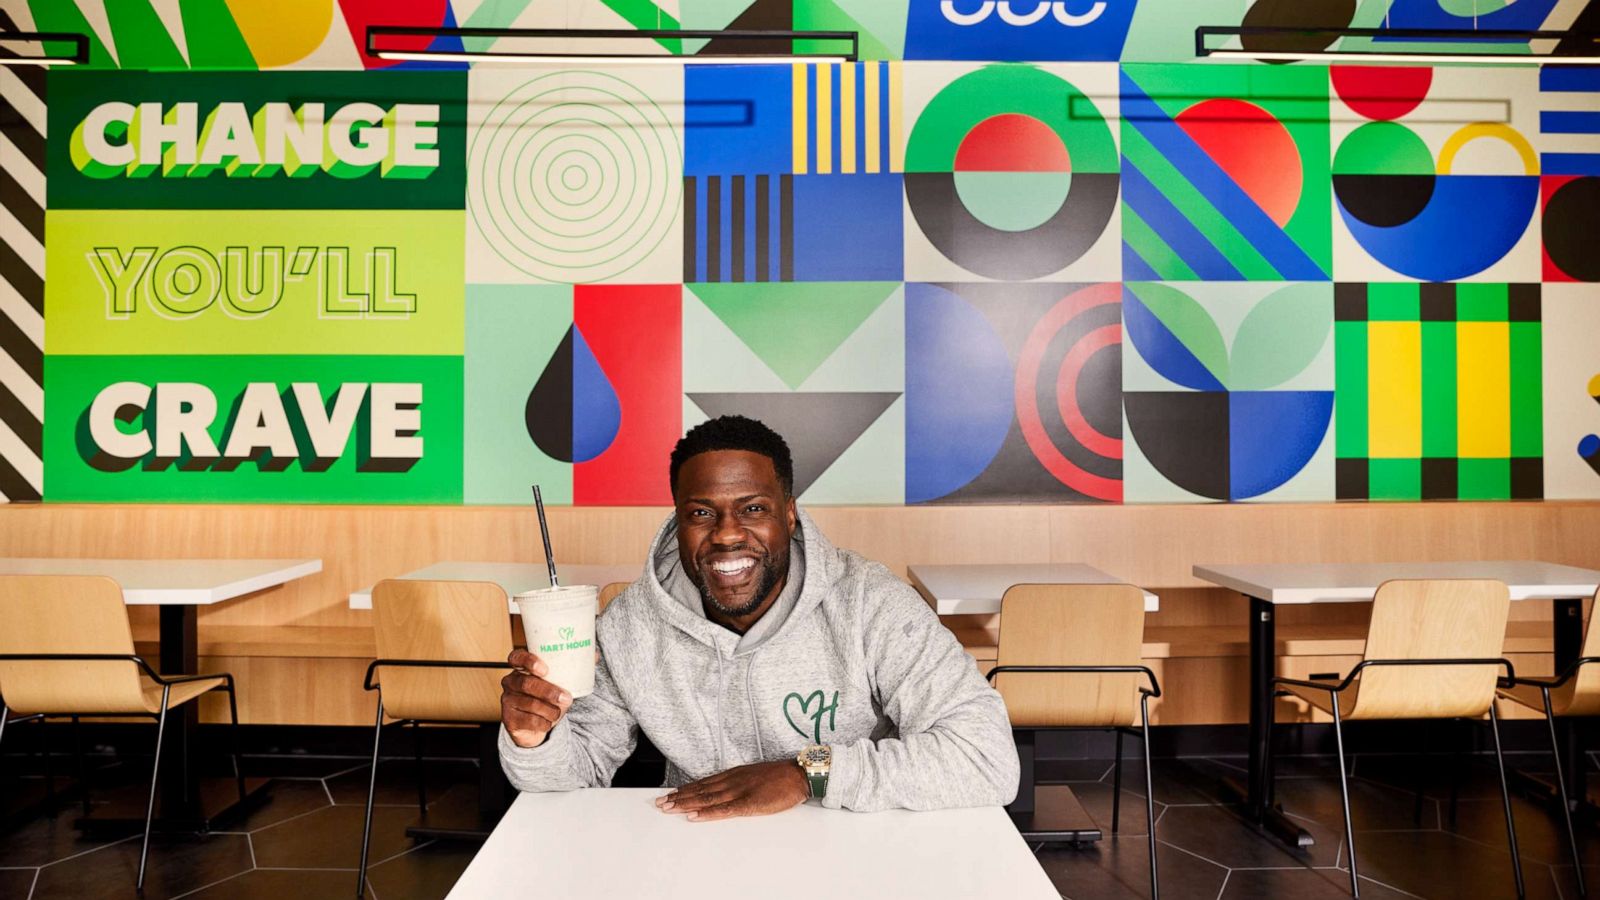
[806,770,829,799]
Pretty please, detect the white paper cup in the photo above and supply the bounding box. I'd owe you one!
[514,584,598,698]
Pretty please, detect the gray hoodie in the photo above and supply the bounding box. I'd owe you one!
[498,509,1020,812]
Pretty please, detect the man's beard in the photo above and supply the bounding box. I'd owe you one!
[698,552,785,618]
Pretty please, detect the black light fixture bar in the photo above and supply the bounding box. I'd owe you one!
[367,26,858,64]
[1196,25,1600,64]
[0,31,88,66]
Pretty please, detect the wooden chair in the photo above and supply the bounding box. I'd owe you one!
[1497,586,1600,899]
[987,583,1160,900]
[598,581,629,614]
[357,579,514,899]
[0,575,242,893]
[1273,579,1519,899]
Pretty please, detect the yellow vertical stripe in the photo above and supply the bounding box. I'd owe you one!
[1368,322,1422,458]
[839,63,856,174]
[815,63,832,175]
[1457,322,1510,457]
[863,62,880,174]
[792,64,808,175]
[887,62,903,172]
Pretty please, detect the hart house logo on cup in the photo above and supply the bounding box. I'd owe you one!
[515,584,599,698]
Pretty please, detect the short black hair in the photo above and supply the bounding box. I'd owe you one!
[670,415,794,498]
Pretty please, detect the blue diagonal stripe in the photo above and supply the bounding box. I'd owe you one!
[1122,241,1161,282]
[1542,111,1600,134]
[1122,162,1243,280]
[1120,72,1328,281]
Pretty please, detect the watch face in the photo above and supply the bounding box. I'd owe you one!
[800,746,830,766]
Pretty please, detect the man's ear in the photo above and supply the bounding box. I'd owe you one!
[786,495,798,531]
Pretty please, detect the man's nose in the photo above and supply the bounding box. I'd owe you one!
[710,513,745,547]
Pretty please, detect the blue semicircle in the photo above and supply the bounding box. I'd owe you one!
[1339,175,1537,281]
[1229,391,1334,500]
[905,284,1014,503]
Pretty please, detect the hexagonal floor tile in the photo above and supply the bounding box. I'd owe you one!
[1157,804,1343,869]
[1444,795,1597,867]
[1350,829,1560,900]
[175,867,355,899]
[0,868,38,899]
[325,759,480,807]
[366,841,478,900]
[1059,782,1165,837]
[250,803,419,870]
[30,833,252,900]
[0,805,126,867]
[1037,758,1115,784]
[235,779,333,833]
[1274,773,1441,832]
[1220,868,1420,900]
[1036,838,1226,900]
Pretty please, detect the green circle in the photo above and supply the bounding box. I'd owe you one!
[1334,121,1433,176]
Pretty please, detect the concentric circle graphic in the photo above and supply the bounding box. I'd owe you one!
[469,71,681,283]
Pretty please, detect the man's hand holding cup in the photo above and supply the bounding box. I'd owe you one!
[500,650,574,748]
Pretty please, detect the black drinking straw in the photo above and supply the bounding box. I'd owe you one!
[531,485,560,589]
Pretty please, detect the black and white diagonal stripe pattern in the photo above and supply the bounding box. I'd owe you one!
[0,12,45,501]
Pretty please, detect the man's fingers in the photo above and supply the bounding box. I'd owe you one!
[685,800,746,822]
[506,649,549,677]
[500,671,572,709]
[659,785,733,813]
[503,694,563,723]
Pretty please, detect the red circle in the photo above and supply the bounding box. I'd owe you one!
[1331,65,1433,121]
[1014,284,1122,502]
[1175,99,1302,228]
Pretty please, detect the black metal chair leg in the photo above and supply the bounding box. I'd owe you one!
[1488,702,1526,900]
[357,698,385,899]
[72,715,90,815]
[1542,688,1586,898]
[226,685,246,804]
[414,720,427,814]
[40,716,53,801]
[1140,693,1160,900]
[1112,727,1124,834]
[138,689,170,894]
[1332,701,1360,898]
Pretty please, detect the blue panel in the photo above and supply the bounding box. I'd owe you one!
[1542,153,1600,176]
[1542,111,1600,134]
[905,284,1014,503]
[1543,68,1600,92]
[792,173,903,281]
[685,65,793,175]
[1229,391,1333,499]
[571,326,621,464]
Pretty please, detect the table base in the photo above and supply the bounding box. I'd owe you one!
[1010,785,1103,843]
[75,775,271,836]
[1222,774,1314,848]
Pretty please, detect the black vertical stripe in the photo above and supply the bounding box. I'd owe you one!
[0,312,40,383]
[0,241,40,308]
[779,174,794,282]
[730,175,745,283]
[755,174,770,282]
[0,165,42,242]
[0,449,37,501]
[705,175,721,283]
[0,380,39,450]
[0,97,44,171]
[682,176,697,282]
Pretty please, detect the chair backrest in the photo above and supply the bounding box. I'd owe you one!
[371,579,512,723]
[598,582,629,614]
[1552,587,1600,716]
[1349,578,1511,720]
[0,575,149,715]
[995,583,1147,729]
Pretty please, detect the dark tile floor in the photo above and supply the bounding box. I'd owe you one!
[3,747,1599,899]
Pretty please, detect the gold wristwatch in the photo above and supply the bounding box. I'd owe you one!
[797,744,831,799]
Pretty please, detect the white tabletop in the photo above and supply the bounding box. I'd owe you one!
[0,557,322,606]
[1193,561,1600,605]
[349,562,640,611]
[907,563,1159,615]
[446,789,1059,900]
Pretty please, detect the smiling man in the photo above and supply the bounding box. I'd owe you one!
[498,415,1019,817]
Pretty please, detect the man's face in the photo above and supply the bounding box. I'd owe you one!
[674,450,798,618]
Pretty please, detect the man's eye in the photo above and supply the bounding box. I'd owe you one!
[745,505,765,514]
[691,509,711,517]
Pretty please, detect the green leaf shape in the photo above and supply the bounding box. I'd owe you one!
[1127,282,1229,388]
[1229,284,1332,391]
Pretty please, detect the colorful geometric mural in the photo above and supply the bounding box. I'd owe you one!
[1121,64,1331,282]
[906,282,1122,503]
[1331,66,1542,283]
[4,2,1598,507]
[1334,283,1543,501]
[903,63,1120,282]
[1123,283,1334,502]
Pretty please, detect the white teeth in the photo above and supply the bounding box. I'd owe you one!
[710,559,755,575]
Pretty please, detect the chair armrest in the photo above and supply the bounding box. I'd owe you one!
[1278,657,1516,693]
[984,664,1161,699]
[0,652,163,682]
[1504,656,1600,690]
[364,658,513,692]
[152,671,234,691]
[1273,675,1345,693]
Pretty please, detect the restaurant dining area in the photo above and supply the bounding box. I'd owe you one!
[4,1,1600,899]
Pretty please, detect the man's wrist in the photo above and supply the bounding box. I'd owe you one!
[788,757,812,798]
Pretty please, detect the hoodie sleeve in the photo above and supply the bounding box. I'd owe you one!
[820,571,1020,812]
[498,631,640,792]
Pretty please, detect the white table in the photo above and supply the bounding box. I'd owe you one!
[0,556,322,832]
[349,562,639,611]
[1193,560,1600,851]
[446,789,1060,900]
[907,563,1158,614]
